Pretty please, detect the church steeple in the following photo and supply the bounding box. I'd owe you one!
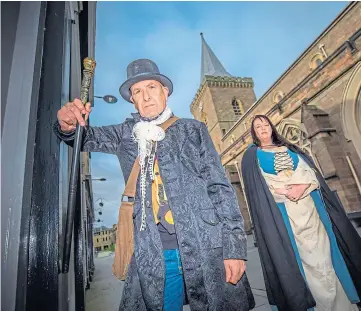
[200,33,232,83]
[191,33,256,150]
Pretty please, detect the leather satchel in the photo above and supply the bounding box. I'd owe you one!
[112,116,179,280]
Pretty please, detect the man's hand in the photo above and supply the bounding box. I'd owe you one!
[224,259,246,285]
[286,184,310,202]
[57,98,92,133]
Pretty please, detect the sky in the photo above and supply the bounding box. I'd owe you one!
[91,1,348,227]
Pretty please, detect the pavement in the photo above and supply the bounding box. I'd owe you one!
[244,235,272,311]
[85,252,122,311]
[85,235,271,311]
[86,222,361,311]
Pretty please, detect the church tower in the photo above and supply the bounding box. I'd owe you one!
[191,33,255,234]
[190,33,257,153]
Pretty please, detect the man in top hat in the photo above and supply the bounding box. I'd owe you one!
[54,59,255,311]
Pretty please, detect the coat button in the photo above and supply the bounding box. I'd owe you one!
[146,201,150,207]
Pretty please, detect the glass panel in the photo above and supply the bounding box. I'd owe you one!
[58,3,72,266]
[315,58,323,67]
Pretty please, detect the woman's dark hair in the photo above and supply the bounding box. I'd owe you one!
[250,114,302,153]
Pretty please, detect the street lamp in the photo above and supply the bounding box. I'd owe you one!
[84,175,107,182]
[94,94,118,104]
[95,198,109,216]
[96,198,108,206]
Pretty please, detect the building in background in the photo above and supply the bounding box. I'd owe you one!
[93,226,114,252]
[2,2,97,311]
[191,2,361,233]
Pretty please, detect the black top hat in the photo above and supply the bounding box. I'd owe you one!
[119,59,173,103]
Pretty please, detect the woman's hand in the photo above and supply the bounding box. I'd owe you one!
[285,184,310,202]
[274,187,289,195]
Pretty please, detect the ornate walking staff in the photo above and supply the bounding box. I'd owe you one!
[62,57,96,273]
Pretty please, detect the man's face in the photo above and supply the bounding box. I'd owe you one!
[130,80,169,118]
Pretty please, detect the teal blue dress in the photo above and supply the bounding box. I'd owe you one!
[257,147,359,311]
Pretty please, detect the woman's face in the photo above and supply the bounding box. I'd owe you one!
[253,117,273,143]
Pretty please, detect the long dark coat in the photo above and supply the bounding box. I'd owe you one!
[241,144,361,311]
[54,113,255,311]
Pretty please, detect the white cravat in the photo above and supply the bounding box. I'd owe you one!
[131,106,173,231]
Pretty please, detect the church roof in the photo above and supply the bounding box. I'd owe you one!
[200,33,232,83]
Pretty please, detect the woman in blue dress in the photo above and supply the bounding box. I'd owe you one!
[241,114,361,311]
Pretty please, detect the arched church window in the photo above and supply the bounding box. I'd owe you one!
[273,91,284,104]
[310,53,324,70]
[315,58,323,67]
[231,97,244,116]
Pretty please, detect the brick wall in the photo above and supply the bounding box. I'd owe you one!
[306,72,361,211]
[192,80,257,153]
[210,85,256,121]
[302,104,361,212]
[208,85,256,152]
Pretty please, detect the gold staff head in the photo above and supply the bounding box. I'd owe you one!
[83,57,96,72]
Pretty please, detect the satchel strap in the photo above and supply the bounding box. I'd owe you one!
[121,116,179,200]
